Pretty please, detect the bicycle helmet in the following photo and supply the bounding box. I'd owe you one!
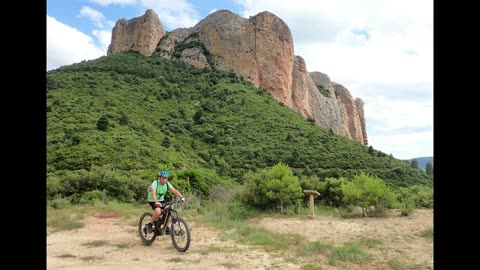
[159,170,169,177]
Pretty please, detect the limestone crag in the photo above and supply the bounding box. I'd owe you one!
[179,48,209,69]
[192,10,260,87]
[250,11,294,107]
[309,71,336,97]
[107,9,166,56]
[156,28,192,60]
[332,83,367,144]
[107,9,368,145]
[355,98,368,145]
[293,59,341,133]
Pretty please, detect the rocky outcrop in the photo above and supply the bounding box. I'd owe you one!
[191,10,260,86]
[309,71,367,143]
[107,9,166,56]
[107,9,368,145]
[355,98,368,145]
[293,59,341,132]
[156,28,192,60]
[250,11,294,106]
[333,83,366,144]
[179,47,209,68]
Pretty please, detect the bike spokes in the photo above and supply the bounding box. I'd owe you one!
[138,212,157,245]
[171,217,191,252]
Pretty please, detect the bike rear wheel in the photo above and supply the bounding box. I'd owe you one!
[170,216,191,252]
[138,212,157,245]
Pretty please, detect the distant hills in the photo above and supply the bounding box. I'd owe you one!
[405,157,433,170]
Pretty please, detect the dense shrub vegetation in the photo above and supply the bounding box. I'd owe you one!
[47,51,432,208]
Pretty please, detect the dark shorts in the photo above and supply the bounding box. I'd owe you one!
[148,201,165,210]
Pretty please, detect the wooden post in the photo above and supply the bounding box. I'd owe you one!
[309,194,315,216]
[303,190,321,217]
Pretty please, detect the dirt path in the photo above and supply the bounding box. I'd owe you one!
[47,209,433,269]
[253,209,433,269]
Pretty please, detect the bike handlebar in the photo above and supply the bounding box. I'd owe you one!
[161,198,185,208]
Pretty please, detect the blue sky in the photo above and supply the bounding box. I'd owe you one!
[47,0,433,160]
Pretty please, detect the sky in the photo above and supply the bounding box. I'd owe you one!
[47,0,433,160]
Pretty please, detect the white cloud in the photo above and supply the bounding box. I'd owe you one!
[236,0,345,43]
[233,0,433,86]
[92,30,112,52]
[365,98,432,134]
[368,131,432,160]
[90,0,137,6]
[47,16,105,71]
[234,0,433,158]
[139,0,200,29]
[79,6,107,27]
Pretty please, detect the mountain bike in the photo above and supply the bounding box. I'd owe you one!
[138,199,191,252]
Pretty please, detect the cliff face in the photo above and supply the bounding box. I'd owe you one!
[107,9,166,56]
[107,9,367,145]
[293,58,341,133]
[193,10,260,85]
[309,71,367,144]
[333,82,367,145]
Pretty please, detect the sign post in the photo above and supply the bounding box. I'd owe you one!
[303,190,321,217]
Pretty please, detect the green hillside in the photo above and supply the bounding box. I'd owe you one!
[46,51,432,203]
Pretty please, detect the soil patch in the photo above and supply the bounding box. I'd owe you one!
[47,209,433,269]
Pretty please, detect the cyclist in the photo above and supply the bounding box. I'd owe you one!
[147,170,186,234]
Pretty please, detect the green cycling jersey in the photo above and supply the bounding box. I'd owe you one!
[147,180,173,202]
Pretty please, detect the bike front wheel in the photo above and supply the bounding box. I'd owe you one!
[170,216,191,252]
[138,212,156,245]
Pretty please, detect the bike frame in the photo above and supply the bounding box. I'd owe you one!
[139,198,191,252]
[154,203,177,235]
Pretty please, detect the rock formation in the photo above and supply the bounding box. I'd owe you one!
[107,9,166,56]
[107,9,368,145]
[309,71,367,144]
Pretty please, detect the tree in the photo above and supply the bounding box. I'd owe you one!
[342,172,395,214]
[425,162,433,175]
[193,110,203,124]
[318,177,348,207]
[265,163,303,214]
[119,113,129,125]
[242,162,303,213]
[410,159,418,169]
[96,115,109,131]
[161,137,171,148]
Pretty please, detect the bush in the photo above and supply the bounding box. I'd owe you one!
[399,197,415,216]
[242,162,303,213]
[47,174,64,200]
[395,185,433,209]
[49,196,71,209]
[80,190,106,205]
[342,172,395,211]
[317,177,348,207]
[96,115,109,131]
[412,186,433,208]
[228,200,255,220]
[178,190,203,212]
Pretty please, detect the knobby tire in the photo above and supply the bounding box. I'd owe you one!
[170,216,191,252]
[138,212,157,245]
